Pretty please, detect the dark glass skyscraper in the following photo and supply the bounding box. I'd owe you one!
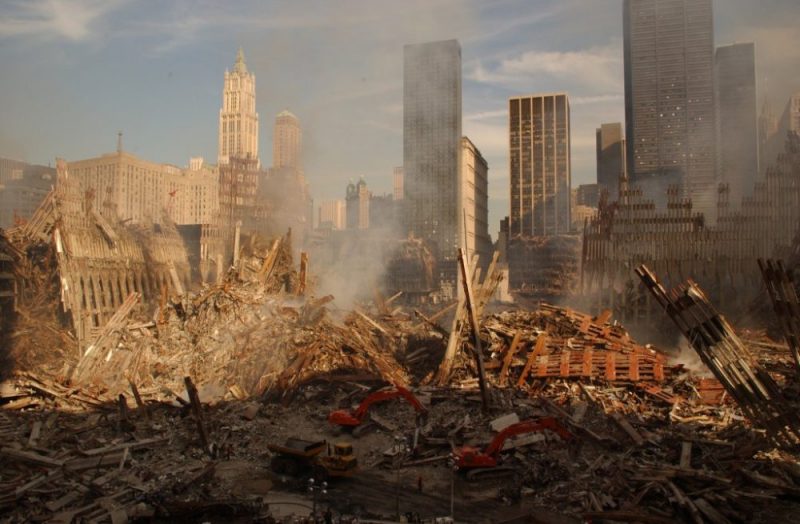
[403,39,462,269]
[623,0,716,216]
[596,122,625,201]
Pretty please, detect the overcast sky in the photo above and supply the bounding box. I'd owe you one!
[1,0,798,238]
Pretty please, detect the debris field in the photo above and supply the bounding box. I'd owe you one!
[2,214,800,523]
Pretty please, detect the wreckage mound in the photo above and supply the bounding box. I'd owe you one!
[69,284,412,403]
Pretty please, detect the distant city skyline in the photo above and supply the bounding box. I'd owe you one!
[1,0,798,238]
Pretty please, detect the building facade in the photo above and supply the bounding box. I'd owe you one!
[763,93,800,174]
[68,151,219,226]
[509,93,571,236]
[403,39,462,272]
[576,184,600,208]
[460,136,492,267]
[715,42,758,206]
[369,194,397,231]
[0,158,55,228]
[346,177,370,230]
[623,0,716,217]
[596,122,625,200]
[318,199,346,230]
[393,166,404,201]
[218,48,259,166]
[273,110,302,170]
[758,97,778,176]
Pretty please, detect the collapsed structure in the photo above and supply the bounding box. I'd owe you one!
[2,155,800,523]
[4,159,190,344]
[582,134,800,322]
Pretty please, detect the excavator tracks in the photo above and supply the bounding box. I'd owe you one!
[464,466,519,483]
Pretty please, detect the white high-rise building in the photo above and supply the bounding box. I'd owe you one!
[273,110,302,170]
[218,48,259,166]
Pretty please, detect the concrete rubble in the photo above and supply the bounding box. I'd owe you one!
[2,182,800,522]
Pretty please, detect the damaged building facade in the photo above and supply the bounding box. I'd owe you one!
[4,159,191,343]
[582,133,800,323]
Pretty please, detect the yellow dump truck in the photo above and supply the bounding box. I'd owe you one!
[267,438,357,480]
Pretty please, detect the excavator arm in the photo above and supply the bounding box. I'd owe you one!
[483,417,572,457]
[455,417,572,469]
[329,385,427,427]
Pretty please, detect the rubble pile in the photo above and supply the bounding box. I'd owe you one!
[3,205,800,522]
[506,234,581,301]
[66,253,428,403]
[0,385,278,522]
[0,228,74,377]
[448,303,674,400]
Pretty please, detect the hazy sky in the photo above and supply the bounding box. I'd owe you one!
[1,0,798,237]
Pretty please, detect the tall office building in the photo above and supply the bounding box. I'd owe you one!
[218,48,259,166]
[596,123,626,200]
[623,0,716,216]
[403,39,462,271]
[460,137,492,266]
[509,93,571,236]
[273,110,302,170]
[715,43,758,205]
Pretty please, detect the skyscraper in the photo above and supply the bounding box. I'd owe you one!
[509,93,571,236]
[623,0,716,216]
[403,39,462,273]
[596,123,626,200]
[273,110,302,170]
[218,48,259,166]
[715,42,758,205]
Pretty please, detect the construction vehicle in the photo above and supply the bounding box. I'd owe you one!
[328,385,427,431]
[267,437,358,481]
[453,417,572,481]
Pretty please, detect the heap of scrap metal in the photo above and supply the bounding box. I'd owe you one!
[3,159,191,344]
[62,237,417,401]
[758,258,800,374]
[384,236,437,299]
[442,303,675,406]
[507,234,581,302]
[636,264,800,446]
[583,134,800,322]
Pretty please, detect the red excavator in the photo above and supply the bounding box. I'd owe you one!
[328,385,427,430]
[454,417,572,481]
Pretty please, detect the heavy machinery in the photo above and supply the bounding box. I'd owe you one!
[453,417,572,481]
[328,385,427,430]
[267,438,357,481]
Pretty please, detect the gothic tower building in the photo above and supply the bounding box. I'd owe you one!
[218,48,259,166]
